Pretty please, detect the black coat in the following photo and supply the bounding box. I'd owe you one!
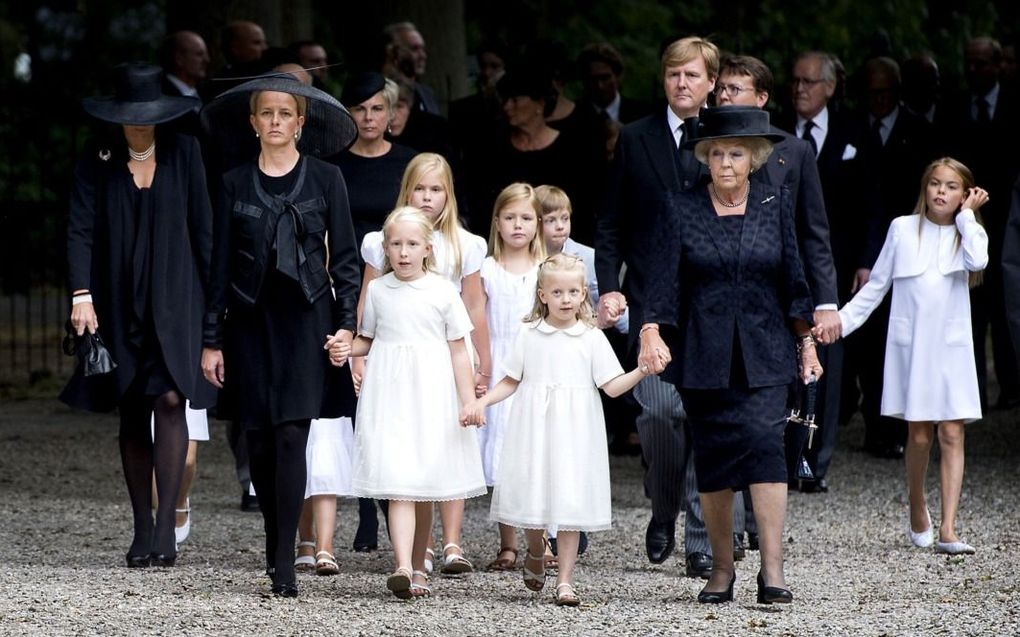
[594,108,706,351]
[207,156,360,426]
[1003,175,1020,369]
[62,133,215,411]
[644,182,814,388]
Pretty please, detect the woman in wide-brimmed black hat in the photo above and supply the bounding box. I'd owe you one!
[62,62,216,569]
[639,106,823,605]
[199,72,360,598]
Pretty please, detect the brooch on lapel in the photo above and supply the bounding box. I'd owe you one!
[761,195,775,204]
[778,157,786,165]
[98,149,111,161]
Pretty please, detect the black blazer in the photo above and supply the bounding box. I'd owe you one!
[644,182,814,389]
[1003,175,1020,369]
[595,108,706,349]
[756,127,838,306]
[62,133,214,411]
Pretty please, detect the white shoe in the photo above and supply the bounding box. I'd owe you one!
[935,540,975,555]
[175,500,191,544]
[907,509,933,548]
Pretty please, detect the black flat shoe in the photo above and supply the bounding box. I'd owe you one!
[698,573,735,604]
[150,552,177,567]
[646,518,676,565]
[685,552,712,579]
[271,582,299,598]
[756,571,793,604]
[126,554,151,568]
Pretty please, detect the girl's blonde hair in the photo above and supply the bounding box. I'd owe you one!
[487,182,547,261]
[912,157,983,287]
[396,153,465,279]
[380,206,437,275]
[524,253,597,327]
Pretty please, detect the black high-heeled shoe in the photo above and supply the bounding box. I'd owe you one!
[150,552,177,567]
[697,573,735,604]
[756,571,793,604]
[126,553,151,568]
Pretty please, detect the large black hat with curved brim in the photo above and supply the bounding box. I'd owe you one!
[82,63,199,125]
[682,106,785,148]
[200,72,358,157]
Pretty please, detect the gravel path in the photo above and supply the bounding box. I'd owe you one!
[1,398,1018,636]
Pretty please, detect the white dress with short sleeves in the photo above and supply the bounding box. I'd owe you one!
[361,227,488,291]
[352,272,487,501]
[839,211,988,423]
[490,320,623,532]
[479,256,539,485]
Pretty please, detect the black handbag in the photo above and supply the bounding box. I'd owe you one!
[786,375,818,481]
[62,321,117,377]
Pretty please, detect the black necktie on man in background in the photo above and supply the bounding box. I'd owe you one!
[976,96,991,125]
[801,119,818,156]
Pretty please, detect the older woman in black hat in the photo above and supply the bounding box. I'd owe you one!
[200,73,360,598]
[62,63,214,568]
[640,107,823,605]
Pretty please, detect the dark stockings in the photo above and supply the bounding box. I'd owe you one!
[247,421,310,587]
[119,390,188,558]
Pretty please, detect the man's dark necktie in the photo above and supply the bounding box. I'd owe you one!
[871,117,884,149]
[801,119,818,156]
[976,97,991,125]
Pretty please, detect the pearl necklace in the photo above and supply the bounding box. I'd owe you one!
[710,183,749,208]
[128,142,155,162]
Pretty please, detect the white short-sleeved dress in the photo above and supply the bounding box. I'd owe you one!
[302,227,489,497]
[151,401,208,442]
[352,272,487,501]
[479,257,540,485]
[839,211,988,423]
[490,320,624,532]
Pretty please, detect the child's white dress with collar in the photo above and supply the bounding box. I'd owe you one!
[838,210,988,423]
[351,272,487,501]
[490,319,624,532]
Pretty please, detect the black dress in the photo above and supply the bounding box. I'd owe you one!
[208,156,360,429]
[62,133,215,412]
[326,143,417,247]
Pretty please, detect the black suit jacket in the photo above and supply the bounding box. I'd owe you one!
[1002,175,1020,367]
[595,109,705,349]
[755,126,837,306]
[645,182,814,388]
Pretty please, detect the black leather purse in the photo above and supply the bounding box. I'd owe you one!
[786,375,818,481]
[62,321,117,377]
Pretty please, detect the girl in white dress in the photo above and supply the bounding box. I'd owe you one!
[462,254,649,606]
[825,158,989,555]
[479,183,546,571]
[331,207,486,599]
[357,153,490,578]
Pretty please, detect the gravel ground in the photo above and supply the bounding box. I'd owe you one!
[1,398,1018,636]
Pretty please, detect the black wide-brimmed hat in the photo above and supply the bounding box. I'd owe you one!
[82,63,199,125]
[682,106,785,148]
[200,72,358,157]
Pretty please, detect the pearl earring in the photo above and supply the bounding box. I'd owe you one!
[255,132,259,138]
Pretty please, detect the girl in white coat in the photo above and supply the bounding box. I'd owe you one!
[822,158,989,555]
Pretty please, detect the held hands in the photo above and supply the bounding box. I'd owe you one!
[597,292,628,329]
[70,302,98,336]
[961,187,989,213]
[201,347,225,388]
[473,372,489,398]
[459,398,486,427]
[324,329,354,367]
[638,325,671,374]
[812,310,842,345]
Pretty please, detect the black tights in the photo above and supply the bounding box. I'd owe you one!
[247,421,310,586]
[119,389,188,558]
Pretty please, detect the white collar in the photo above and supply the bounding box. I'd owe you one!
[603,92,622,121]
[797,105,829,133]
[533,319,587,336]
[381,271,433,289]
[166,74,199,98]
[666,105,686,143]
[977,82,1000,106]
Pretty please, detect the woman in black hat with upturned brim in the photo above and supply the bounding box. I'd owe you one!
[639,107,824,605]
[199,72,360,598]
[62,62,216,568]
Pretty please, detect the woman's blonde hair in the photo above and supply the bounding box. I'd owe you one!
[535,184,572,216]
[380,206,437,275]
[487,182,547,261]
[249,90,307,118]
[396,153,465,279]
[524,253,596,327]
[694,137,773,171]
[913,157,984,287]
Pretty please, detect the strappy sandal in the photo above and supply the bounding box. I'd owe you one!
[523,549,546,592]
[424,547,435,574]
[314,550,340,576]
[555,582,580,607]
[174,499,191,544]
[386,567,413,599]
[486,546,519,571]
[440,543,474,575]
[294,541,316,572]
[410,570,432,598]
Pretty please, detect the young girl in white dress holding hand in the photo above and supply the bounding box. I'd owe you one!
[479,183,547,572]
[331,207,486,599]
[822,158,989,555]
[462,253,651,606]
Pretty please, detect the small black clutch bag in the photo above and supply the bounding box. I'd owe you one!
[62,321,117,376]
